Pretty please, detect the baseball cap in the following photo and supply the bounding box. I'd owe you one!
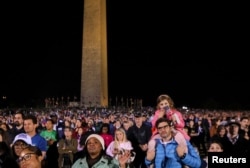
[13,133,32,145]
[134,112,142,118]
[225,120,240,127]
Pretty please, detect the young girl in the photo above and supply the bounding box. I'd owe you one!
[149,94,190,151]
[106,128,135,164]
[99,123,114,150]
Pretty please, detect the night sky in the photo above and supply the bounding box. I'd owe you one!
[1,1,249,109]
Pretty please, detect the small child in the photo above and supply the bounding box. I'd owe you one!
[149,94,190,151]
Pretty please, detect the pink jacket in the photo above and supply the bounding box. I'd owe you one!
[151,108,190,140]
[100,133,114,149]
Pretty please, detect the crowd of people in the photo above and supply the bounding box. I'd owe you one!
[0,94,250,168]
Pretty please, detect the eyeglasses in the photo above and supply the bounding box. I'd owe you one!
[14,143,28,149]
[18,153,36,163]
[157,125,169,131]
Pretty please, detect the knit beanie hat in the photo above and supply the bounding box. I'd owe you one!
[85,134,105,150]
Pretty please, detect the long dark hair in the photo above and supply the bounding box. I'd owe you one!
[0,128,11,146]
[99,123,111,134]
[0,141,19,168]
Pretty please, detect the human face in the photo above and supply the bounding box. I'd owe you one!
[158,99,169,110]
[240,119,249,129]
[18,149,42,168]
[86,137,102,155]
[115,120,121,128]
[14,140,29,156]
[189,120,194,126]
[109,115,115,122]
[229,124,239,136]
[208,143,223,152]
[88,120,93,127]
[45,121,53,131]
[64,128,72,139]
[64,120,70,127]
[78,127,83,135]
[122,116,128,122]
[14,113,24,127]
[134,117,143,126]
[219,128,226,137]
[76,120,82,127]
[122,122,130,130]
[24,119,37,134]
[115,131,124,141]
[102,117,109,123]
[101,127,108,133]
[157,121,171,140]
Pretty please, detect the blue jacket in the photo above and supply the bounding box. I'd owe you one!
[145,139,201,168]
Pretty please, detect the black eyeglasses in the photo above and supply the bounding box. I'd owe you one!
[18,153,36,163]
[14,143,28,149]
[157,125,169,131]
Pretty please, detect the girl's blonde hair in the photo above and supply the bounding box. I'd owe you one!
[114,127,127,148]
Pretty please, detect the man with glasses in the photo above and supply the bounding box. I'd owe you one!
[145,117,201,168]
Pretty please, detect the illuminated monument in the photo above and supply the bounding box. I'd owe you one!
[81,0,108,107]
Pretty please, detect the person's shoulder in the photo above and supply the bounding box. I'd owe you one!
[107,140,114,145]
[142,123,152,129]
[103,154,113,160]
[72,157,86,167]
[34,133,45,139]
[37,134,47,143]
[58,138,64,143]
[238,135,249,143]
[39,130,46,134]
[172,108,182,113]
[154,109,160,115]
[101,155,117,165]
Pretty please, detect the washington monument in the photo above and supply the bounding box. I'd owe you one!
[81,0,108,107]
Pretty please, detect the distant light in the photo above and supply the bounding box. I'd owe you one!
[2,96,7,100]
[182,106,188,110]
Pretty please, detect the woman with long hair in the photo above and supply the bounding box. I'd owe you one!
[106,128,135,165]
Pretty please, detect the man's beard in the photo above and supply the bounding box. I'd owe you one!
[14,121,21,126]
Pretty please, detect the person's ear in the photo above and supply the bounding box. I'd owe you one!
[38,156,43,162]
